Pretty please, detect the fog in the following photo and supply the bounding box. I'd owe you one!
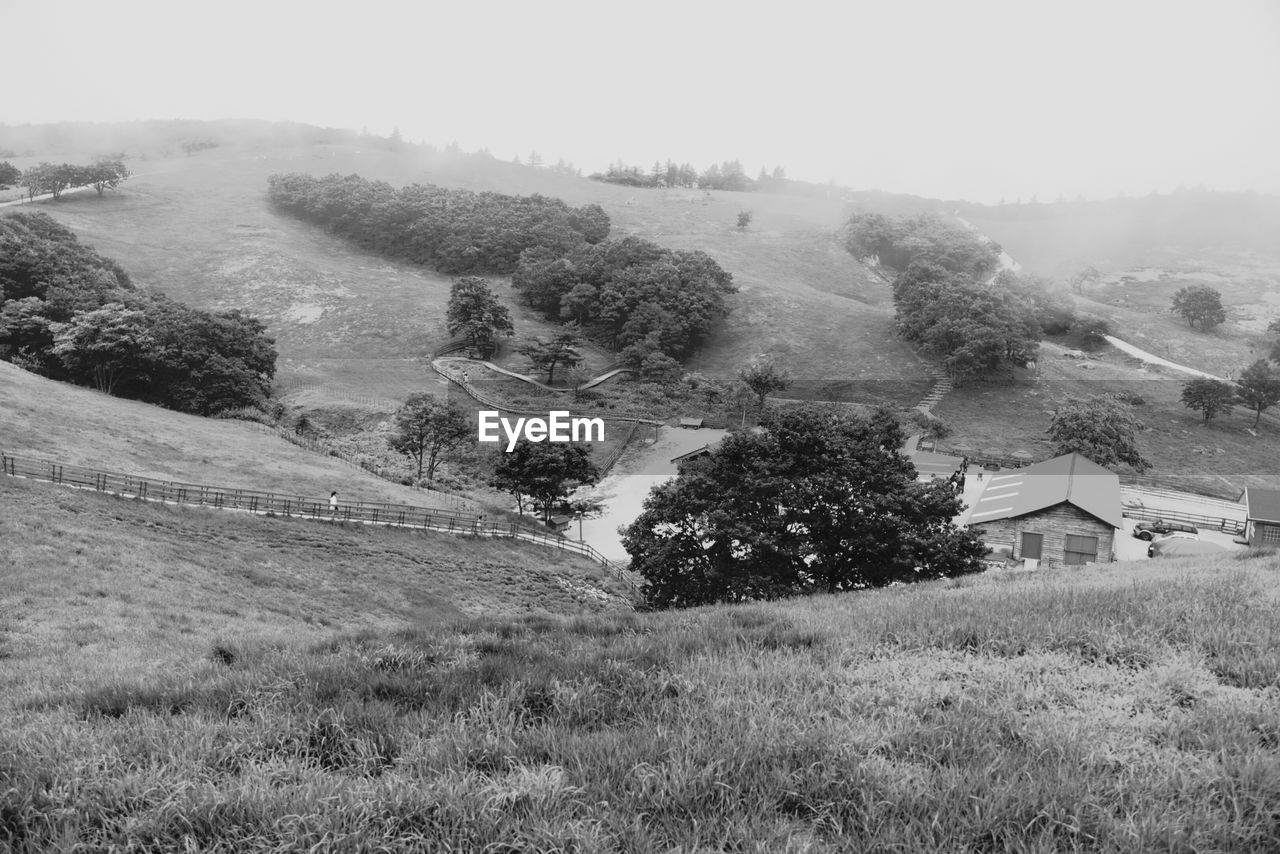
[4,0,1278,203]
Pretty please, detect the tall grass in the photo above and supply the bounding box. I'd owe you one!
[3,555,1279,851]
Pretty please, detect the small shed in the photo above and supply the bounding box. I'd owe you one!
[670,445,713,466]
[546,515,572,533]
[966,452,1121,567]
[679,417,705,429]
[1242,488,1280,546]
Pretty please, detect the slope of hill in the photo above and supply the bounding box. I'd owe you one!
[3,542,1277,851]
[0,475,631,694]
[0,360,465,509]
[3,126,927,411]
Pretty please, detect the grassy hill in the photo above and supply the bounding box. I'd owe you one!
[2,129,926,412]
[0,360,468,509]
[3,534,1277,850]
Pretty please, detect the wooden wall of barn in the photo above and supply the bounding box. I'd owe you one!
[972,501,1116,565]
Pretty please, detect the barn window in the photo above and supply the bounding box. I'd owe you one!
[1064,534,1099,565]
[1261,523,1280,544]
[1020,532,1043,560]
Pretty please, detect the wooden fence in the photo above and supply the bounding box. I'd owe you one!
[1,452,641,595]
[1121,505,1246,536]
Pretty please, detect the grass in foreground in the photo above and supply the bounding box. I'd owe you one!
[3,546,1279,852]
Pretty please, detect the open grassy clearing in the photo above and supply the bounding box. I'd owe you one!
[932,338,1280,492]
[0,361,467,509]
[3,546,1278,851]
[1075,270,1280,377]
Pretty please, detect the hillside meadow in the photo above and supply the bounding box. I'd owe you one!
[0,360,467,510]
[10,139,925,413]
[3,501,1278,851]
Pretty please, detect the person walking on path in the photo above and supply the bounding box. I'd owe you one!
[329,491,339,516]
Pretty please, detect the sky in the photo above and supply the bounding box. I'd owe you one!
[4,0,1279,203]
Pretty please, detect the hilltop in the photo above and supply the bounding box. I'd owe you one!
[3,535,1277,850]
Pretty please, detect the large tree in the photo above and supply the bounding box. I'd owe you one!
[1047,395,1151,472]
[388,394,471,482]
[1236,359,1280,428]
[0,161,20,189]
[1181,377,1236,424]
[1170,285,1227,331]
[49,303,154,395]
[520,330,583,384]
[738,357,791,410]
[445,276,513,358]
[85,159,131,197]
[623,403,985,608]
[491,441,599,522]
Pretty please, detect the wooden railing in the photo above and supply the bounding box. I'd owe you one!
[1,452,641,595]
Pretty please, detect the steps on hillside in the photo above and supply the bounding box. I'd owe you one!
[915,375,953,413]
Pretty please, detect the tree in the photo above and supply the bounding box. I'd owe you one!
[388,394,471,482]
[738,358,790,410]
[520,330,583,384]
[1181,377,1236,424]
[737,210,753,229]
[85,159,130,197]
[491,441,599,522]
[0,161,20,189]
[445,277,513,358]
[622,403,985,608]
[49,303,154,394]
[1170,285,1226,331]
[1048,395,1151,471]
[1069,266,1102,294]
[1236,359,1280,427]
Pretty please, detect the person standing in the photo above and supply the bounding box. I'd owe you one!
[329,491,339,515]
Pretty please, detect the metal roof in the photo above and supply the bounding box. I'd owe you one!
[966,452,1123,529]
[1244,488,1280,524]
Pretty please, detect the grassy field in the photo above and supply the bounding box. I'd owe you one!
[0,361,471,509]
[932,338,1280,493]
[3,529,1278,851]
[9,138,927,413]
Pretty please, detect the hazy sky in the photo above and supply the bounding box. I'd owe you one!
[5,0,1278,203]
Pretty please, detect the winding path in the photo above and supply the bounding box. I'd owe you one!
[1102,335,1227,381]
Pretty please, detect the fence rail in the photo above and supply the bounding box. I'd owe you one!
[1,452,641,595]
[1121,505,1246,535]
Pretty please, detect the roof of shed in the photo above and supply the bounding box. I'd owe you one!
[1244,488,1280,524]
[966,452,1122,529]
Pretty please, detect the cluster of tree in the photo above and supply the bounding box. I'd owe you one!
[266,173,611,275]
[891,262,1043,381]
[14,159,131,201]
[1181,361,1280,427]
[843,212,1003,280]
[1170,285,1227,331]
[589,160,787,192]
[492,441,600,523]
[510,235,736,363]
[623,403,985,608]
[0,161,21,189]
[0,212,275,414]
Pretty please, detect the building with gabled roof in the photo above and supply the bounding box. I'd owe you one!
[966,452,1121,567]
[1242,488,1280,546]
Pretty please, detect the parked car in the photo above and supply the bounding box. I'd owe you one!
[1132,519,1199,541]
[1148,536,1226,559]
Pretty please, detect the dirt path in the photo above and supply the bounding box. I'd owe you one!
[1103,335,1227,380]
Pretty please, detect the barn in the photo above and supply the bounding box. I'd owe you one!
[1242,488,1280,546]
[966,452,1122,568]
